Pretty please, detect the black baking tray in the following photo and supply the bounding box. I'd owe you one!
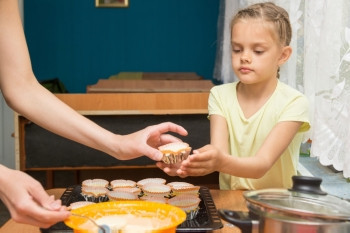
[40,185,223,233]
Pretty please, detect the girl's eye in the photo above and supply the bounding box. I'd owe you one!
[232,49,241,53]
[255,50,264,54]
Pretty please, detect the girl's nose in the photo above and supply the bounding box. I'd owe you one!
[240,52,251,63]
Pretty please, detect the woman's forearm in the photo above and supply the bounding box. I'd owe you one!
[8,78,123,158]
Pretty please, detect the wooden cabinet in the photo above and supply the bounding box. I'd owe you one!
[14,92,211,188]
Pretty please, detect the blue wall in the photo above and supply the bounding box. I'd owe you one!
[24,0,219,93]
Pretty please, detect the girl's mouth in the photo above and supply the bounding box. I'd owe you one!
[239,67,252,73]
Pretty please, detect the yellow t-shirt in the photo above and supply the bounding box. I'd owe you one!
[208,80,310,190]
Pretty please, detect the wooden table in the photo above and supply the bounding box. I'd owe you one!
[86,79,214,93]
[0,189,248,233]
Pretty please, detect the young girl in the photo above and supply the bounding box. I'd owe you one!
[157,2,310,190]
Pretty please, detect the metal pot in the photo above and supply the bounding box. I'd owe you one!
[218,176,350,233]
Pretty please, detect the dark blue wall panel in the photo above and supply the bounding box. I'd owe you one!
[24,0,219,93]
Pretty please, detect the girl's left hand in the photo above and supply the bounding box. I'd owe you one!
[157,144,223,177]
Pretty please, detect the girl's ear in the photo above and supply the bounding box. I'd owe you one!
[278,46,292,66]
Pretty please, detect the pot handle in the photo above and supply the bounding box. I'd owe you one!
[218,209,258,233]
[290,176,327,195]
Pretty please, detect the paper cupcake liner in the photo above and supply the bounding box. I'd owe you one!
[137,178,166,188]
[159,142,191,164]
[110,179,136,189]
[81,186,109,203]
[161,150,191,164]
[107,190,139,201]
[112,187,141,196]
[167,181,194,188]
[140,195,168,204]
[168,194,201,220]
[82,178,109,188]
[142,183,171,198]
[171,186,200,197]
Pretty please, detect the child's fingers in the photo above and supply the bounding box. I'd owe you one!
[181,158,209,170]
[178,167,208,176]
[187,152,211,163]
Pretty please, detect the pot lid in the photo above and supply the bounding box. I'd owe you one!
[244,176,350,221]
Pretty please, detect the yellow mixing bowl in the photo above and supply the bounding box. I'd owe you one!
[64,201,186,233]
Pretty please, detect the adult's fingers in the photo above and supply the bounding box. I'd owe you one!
[153,122,188,136]
[156,162,179,176]
[143,146,163,161]
[9,199,69,228]
[158,134,183,145]
[29,183,62,211]
[156,161,167,170]
[26,184,70,226]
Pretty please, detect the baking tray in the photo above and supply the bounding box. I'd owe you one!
[40,185,223,233]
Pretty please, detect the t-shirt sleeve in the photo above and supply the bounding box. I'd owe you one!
[208,86,225,118]
[279,95,311,133]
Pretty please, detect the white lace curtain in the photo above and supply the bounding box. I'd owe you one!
[214,0,350,178]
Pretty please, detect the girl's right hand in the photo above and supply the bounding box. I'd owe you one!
[157,144,223,177]
[176,144,223,177]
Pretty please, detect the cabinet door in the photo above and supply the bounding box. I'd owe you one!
[0,95,15,169]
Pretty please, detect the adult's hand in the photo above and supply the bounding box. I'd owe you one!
[0,165,70,228]
[116,122,188,161]
[156,161,189,178]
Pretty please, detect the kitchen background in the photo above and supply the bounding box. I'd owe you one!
[24,0,220,93]
[0,0,349,227]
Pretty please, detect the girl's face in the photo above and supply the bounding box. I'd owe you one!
[231,19,289,85]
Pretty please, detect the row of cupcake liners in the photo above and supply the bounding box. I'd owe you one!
[40,185,223,233]
[80,187,201,220]
[80,178,202,217]
[81,178,199,191]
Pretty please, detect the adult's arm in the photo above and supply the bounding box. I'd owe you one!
[0,0,187,161]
